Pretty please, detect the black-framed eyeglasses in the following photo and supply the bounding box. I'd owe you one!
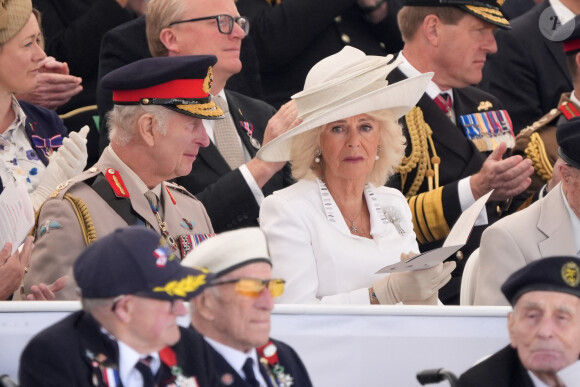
[168,14,250,35]
[208,277,285,298]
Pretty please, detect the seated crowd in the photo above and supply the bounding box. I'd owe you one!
[2,0,580,384]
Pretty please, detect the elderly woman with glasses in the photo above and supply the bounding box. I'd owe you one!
[258,47,456,305]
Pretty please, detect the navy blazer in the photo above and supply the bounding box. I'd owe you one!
[19,311,216,387]
[459,345,535,387]
[20,100,69,166]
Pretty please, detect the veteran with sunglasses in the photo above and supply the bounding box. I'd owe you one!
[19,226,216,387]
[181,227,313,387]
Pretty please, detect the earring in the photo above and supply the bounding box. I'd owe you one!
[375,145,381,161]
[314,149,321,164]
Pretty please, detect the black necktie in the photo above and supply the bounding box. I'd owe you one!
[242,358,260,387]
[135,356,155,387]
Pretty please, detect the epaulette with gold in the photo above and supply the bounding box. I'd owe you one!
[396,107,440,198]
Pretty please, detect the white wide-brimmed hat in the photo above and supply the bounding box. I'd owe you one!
[257,46,433,162]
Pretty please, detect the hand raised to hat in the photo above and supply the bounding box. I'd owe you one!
[246,100,302,187]
[470,142,534,201]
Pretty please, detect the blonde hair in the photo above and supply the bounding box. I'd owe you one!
[398,6,465,42]
[289,109,406,186]
[146,0,187,58]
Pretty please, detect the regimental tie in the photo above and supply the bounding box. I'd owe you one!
[434,93,454,121]
[135,356,155,387]
[242,358,260,387]
[213,95,246,170]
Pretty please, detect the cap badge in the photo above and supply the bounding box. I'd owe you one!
[203,66,214,94]
[561,261,580,287]
[153,271,209,297]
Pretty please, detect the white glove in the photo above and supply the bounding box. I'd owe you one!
[372,256,456,305]
[29,126,89,210]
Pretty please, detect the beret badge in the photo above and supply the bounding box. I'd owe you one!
[203,66,214,94]
[562,261,580,288]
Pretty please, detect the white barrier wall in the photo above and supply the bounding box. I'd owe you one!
[0,303,511,386]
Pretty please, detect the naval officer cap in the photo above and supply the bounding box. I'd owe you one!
[402,0,510,29]
[501,256,580,306]
[181,228,271,278]
[74,226,214,301]
[100,55,224,120]
[557,116,580,169]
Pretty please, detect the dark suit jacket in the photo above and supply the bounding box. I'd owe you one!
[387,68,504,304]
[19,311,215,387]
[196,330,313,387]
[479,0,573,133]
[34,0,136,112]
[459,345,535,387]
[176,90,293,232]
[238,0,404,108]
[96,15,263,151]
[20,100,69,166]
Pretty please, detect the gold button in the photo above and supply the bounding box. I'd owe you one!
[142,98,150,105]
[341,34,351,44]
[334,15,342,23]
[456,251,464,260]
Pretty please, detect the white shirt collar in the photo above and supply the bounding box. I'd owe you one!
[527,369,556,387]
[550,0,575,25]
[204,336,267,386]
[570,90,580,108]
[397,52,453,103]
[117,340,160,387]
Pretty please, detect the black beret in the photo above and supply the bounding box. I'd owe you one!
[101,55,224,120]
[557,116,580,169]
[74,226,214,301]
[402,0,510,29]
[501,256,580,306]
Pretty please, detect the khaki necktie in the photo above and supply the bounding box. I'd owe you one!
[144,190,163,220]
[213,95,245,170]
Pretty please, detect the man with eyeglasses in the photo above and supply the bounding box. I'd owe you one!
[19,226,217,386]
[144,0,297,234]
[181,227,313,387]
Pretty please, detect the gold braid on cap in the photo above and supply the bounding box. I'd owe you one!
[64,194,98,246]
[524,132,553,182]
[464,5,509,26]
[396,107,440,197]
[177,102,224,117]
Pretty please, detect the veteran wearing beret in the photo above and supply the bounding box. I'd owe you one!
[181,227,313,387]
[386,0,534,304]
[512,15,580,208]
[19,227,215,386]
[474,117,580,305]
[460,256,580,386]
[24,55,222,300]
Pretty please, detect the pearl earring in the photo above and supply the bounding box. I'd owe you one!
[376,145,381,160]
[314,149,321,163]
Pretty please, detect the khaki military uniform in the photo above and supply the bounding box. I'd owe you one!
[513,93,579,196]
[24,147,214,300]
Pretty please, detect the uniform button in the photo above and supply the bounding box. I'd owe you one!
[341,33,351,44]
[89,167,98,173]
[334,15,342,23]
[379,42,385,49]
[456,251,464,260]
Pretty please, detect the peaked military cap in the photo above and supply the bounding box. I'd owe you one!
[100,55,224,120]
[402,0,510,29]
[74,226,214,301]
[558,15,580,55]
[501,256,580,306]
[557,116,580,169]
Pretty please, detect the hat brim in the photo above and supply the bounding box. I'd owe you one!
[257,72,433,162]
[459,5,510,29]
[164,102,224,120]
[146,266,215,301]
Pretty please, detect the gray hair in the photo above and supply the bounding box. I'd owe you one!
[107,105,170,146]
[289,109,406,186]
